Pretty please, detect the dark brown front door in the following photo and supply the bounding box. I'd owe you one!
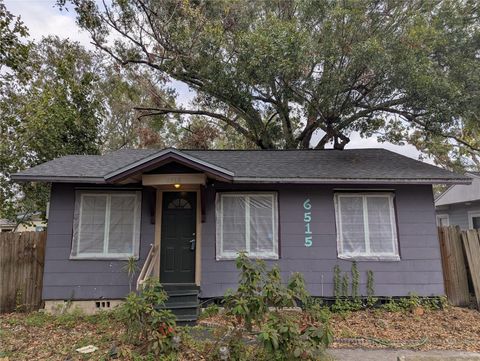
[160,191,196,283]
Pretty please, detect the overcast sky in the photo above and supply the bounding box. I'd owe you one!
[5,0,426,160]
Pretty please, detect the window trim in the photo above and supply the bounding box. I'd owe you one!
[436,214,450,227]
[71,191,141,260]
[216,192,279,260]
[334,192,400,261]
[468,211,480,229]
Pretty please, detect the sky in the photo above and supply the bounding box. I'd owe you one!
[4,0,425,160]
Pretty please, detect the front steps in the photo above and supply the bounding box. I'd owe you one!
[160,284,200,325]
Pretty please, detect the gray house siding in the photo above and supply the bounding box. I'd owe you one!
[436,200,480,230]
[200,183,444,298]
[43,182,444,300]
[43,183,155,300]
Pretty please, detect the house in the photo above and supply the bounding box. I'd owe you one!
[0,219,16,233]
[0,213,47,233]
[12,148,470,315]
[435,172,479,229]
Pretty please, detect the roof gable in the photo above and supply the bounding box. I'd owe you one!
[104,149,234,183]
[435,172,479,206]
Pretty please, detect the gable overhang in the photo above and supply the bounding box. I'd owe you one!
[104,149,234,184]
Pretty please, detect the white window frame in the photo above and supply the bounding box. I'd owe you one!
[216,192,279,260]
[334,192,400,261]
[71,191,141,260]
[468,211,480,229]
[436,214,450,227]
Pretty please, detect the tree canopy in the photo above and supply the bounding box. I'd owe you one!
[0,36,103,219]
[61,0,480,168]
[0,5,236,219]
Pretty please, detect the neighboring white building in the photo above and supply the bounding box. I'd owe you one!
[0,213,47,233]
[0,219,16,232]
[435,172,480,229]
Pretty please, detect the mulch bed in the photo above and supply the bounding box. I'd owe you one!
[330,307,480,351]
[199,306,480,352]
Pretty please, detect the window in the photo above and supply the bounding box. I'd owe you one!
[168,198,192,209]
[216,192,278,260]
[71,191,141,259]
[468,211,480,229]
[334,193,399,260]
[436,214,450,227]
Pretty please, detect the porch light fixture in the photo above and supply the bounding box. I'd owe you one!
[174,184,181,189]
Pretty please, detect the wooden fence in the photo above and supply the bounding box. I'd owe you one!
[0,231,46,313]
[438,226,480,309]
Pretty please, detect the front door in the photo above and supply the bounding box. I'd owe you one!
[160,191,196,283]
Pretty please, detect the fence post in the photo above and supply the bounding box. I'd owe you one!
[438,226,470,306]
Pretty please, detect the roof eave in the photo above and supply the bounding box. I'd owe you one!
[11,175,106,183]
[231,177,472,185]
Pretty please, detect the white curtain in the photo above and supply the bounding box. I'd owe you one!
[336,193,399,260]
[367,196,395,254]
[216,193,278,260]
[76,195,107,255]
[108,195,138,254]
[250,195,275,254]
[338,196,366,255]
[221,195,246,253]
[71,191,141,259]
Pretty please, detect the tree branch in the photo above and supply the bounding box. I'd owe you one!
[133,106,258,144]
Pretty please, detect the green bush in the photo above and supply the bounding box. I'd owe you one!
[221,253,332,360]
[117,278,178,357]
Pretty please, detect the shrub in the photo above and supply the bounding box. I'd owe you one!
[117,278,177,356]
[221,253,332,360]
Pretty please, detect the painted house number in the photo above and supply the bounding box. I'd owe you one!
[303,199,312,247]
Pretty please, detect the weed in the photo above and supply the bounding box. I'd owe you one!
[54,308,85,328]
[366,270,378,307]
[123,256,139,293]
[24,312,52,327]
[351,261,360,301]
[15,289,25,313]
[333,265,341,300]
[341,273,349,298]
[380,293,448,313]
[199,303,220,320]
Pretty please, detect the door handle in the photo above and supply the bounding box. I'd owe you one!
[189,239,196,251]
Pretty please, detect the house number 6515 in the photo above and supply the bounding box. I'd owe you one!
[303,199,312,247]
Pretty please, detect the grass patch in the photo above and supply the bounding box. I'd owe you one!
[24,311,53,327]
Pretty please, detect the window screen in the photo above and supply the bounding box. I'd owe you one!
[334,193,399,260]
[71,191,141,259]
[216,193,278,260]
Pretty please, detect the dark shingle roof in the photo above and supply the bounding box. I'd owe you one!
[12,148,471,184]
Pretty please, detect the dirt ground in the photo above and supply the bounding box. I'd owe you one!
[329,307,480,351]
[1,307,479,360]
